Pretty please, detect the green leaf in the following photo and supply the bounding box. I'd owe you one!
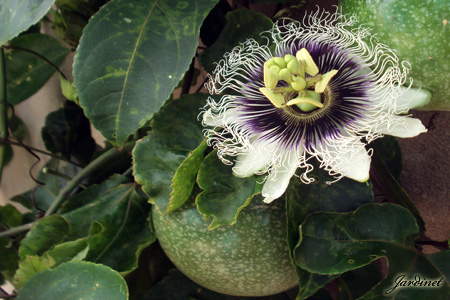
[73,0,219,147]
[59,74,78,102]
[199,0,231,47]
[12,159,81,212]
[16,261,128,300]
[8,115,28,141]
[285,167,374,300]
[13,255,56,289]
[5,33,69,105]
[428,251,450,279]
[370,150,425,233]
[84,187,155,274]
[41,101,96,166]
[142,269,228,300]
[0,236,19,284]
[0,204,23,227]
[18,215,70,260]
[59,174,128,216]
[336,262,383,300]
[196,150,259,230]
[0,0,56,45]
[199,8,273,73]
[142,269,298,300]
[43,239,89,265]
[133,94,208,213]
[61,175,155,274]
[168,139,208,212]
[370,136,402,181]
[53,0,105,47]
[0,204,23,283]
[295,203,450,299]
[0,144,13,171]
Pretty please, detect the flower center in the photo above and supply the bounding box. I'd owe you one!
[259,48,338,113]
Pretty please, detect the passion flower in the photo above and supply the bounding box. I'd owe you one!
[202,10,430,203]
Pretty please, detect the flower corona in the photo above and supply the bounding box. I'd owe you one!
[202,10,430,203]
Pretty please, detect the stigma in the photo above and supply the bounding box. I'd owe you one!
[259,48,338,112]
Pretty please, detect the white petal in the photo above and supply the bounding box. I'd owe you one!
[321,141,371,183]
[377,116,427,138]
[202,108,239,127]
[395,87,431,113]
[233,140,276,178]
[262,148,302,203]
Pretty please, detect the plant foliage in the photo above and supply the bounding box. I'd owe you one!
[0,0,448,299]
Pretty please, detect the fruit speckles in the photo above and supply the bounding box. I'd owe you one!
[152,197,298,297]
[341,0,450,110]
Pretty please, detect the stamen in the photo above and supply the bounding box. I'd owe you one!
[296,48,319,76]
[259,88,286,108]
[264,61,278,88]
[286,55,301,75]
[315,70,338,93]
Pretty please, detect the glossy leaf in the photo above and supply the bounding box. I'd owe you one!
[168,139,208,212]
[61,175,155,273]
[196,150,260,230]
[73,0,219,147]
[285,166,374,299]
[370,136,402,182]
[44,239,89,265]
[295,203,450,299]
[370,150,425,233]
[84,186,155,274]
[0,0,56,45]
[18,215,70,260]
[199,8,273,73]
[5,33,69,105]
[16,261,128,300]
[199,0,231,47]
[59,174,128,216]
[133,94,208,213]
[336,262,383,300]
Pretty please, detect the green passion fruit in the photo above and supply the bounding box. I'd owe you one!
[340,0,450,111]
[152,197,298,297]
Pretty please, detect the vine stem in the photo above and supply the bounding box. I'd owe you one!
[44,142,135,217]
[0,142,135,239]
[2,138,83,167]
[0,47,7,185]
